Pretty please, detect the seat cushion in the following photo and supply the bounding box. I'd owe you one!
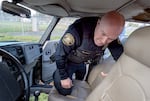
[48,60,115,101]
[70,80,91,98]
[48,80,91,101]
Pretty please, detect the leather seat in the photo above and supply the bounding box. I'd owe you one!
[48,56,115,101]
[49,26,150,101]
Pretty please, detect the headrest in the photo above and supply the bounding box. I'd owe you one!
[124,26,150,67]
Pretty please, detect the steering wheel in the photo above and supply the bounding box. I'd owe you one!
[0,48,30,101]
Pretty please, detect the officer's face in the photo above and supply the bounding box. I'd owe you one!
[94,19,122,46]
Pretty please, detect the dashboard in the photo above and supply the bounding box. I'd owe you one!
[0,42,42,67]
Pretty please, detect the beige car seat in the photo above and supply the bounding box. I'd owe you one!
[49,26,150,101]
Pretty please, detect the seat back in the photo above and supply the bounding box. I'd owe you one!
[87,60,115,90]
[86,26,150,101]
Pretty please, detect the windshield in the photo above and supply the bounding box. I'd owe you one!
[0,4,52,42]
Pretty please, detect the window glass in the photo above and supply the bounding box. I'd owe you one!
[0,9,52,42]
[50,17,78,40]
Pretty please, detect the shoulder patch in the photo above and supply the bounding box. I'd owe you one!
[62,33,75,46]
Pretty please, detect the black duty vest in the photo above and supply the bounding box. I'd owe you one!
[67,17,104,63]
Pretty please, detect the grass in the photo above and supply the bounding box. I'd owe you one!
[0,33,41,42]
[0,21,48,33]
[0,21,63,42]
[0,21,50,42]
[29,93,48,101]
[0,22,31,33]
[50,36,62,40]
[0,32,61,42]
[0,33,62,42]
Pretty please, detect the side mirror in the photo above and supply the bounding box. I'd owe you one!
[1,1,31,18]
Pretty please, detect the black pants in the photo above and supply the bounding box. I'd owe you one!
[53,62,86,95]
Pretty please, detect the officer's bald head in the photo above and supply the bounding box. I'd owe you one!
[94,11,125,46]
[100,11,125,34]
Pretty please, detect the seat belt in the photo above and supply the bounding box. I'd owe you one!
[83,60,91,80]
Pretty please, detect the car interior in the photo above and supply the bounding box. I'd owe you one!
[0,0,150,101]
[49,26,150,101]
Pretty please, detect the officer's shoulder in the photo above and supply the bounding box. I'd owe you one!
[74,17,99,24]
[80,17,99,21]
[110,38,122,45]
[62,33,75,46]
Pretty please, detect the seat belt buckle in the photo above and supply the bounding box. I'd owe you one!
[84,59,92,64]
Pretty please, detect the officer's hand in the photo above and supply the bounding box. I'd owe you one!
[60,78,73,89]
[101,72,108,77]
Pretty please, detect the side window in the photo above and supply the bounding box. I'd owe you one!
[50,17,78,40]
[119,21,150,44]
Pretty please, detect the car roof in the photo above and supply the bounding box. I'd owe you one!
[20,0,150,22]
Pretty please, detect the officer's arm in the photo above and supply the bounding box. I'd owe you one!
[55,27,79,80]
[108,38,124,61]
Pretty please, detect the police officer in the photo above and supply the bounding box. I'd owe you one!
[53,11,125,95]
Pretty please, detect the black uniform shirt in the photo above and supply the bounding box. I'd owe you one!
[55,17,123,80]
